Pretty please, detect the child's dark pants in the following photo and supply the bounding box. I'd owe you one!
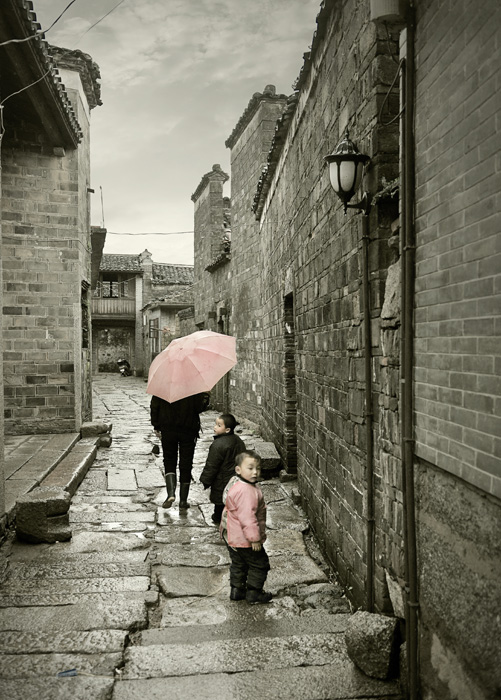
[227,545,270,590]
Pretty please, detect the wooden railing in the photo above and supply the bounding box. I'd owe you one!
[91,297,136,318]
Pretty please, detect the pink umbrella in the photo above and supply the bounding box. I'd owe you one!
[146,330,237,403]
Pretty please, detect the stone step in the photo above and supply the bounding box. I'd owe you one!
[113,664,402,700]
[122,631,348,678]
[0,598,147,633]
[0,677,114,700]
[0,628,127,655]
[137,609,350,646]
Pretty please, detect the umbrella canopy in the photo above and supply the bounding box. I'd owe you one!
[146,330,237,403]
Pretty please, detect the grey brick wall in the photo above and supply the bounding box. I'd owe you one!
[414,0,501,499]
[226,90,288,426]
[259,8,401,608]
[2,95,91,434]
[414,1,501,698]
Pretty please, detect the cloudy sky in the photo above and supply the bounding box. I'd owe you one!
[33,0,320,264]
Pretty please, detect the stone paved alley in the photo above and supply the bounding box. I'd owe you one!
[0,374,401,699]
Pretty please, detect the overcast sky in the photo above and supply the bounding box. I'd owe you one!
[33,0,320,265]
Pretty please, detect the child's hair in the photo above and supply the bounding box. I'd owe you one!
[220,413,239,433]
[236,450,261,466]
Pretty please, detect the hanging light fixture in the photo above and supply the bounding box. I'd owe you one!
[324,132,370,214]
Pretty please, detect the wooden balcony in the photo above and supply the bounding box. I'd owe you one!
[92,297,136,319]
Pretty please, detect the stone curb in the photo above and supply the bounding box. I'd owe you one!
[40,444,97,497]
[12,435,101,543]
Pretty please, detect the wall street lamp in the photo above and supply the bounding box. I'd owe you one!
[324,132,371,214]
[324,129,374,613]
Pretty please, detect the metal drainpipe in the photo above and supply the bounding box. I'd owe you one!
[361,205,375,612]
[401,9,419,699]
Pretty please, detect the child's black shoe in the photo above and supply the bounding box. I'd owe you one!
[230,586,246,601]
[246,588,273,605]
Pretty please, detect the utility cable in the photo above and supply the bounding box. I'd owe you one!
[106,231,194,236]
[76,0,127,41]
[0,0,79,46]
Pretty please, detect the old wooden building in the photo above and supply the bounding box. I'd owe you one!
[91,251,193,375]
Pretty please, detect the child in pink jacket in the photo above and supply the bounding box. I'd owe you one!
[221,450,272,604]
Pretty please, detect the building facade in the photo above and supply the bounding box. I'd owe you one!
[91,251,193,375]
[1,1,101,439]
[191,1,501,698]
[0,0,101,527]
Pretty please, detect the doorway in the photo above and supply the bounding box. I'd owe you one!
[284,293,297,473]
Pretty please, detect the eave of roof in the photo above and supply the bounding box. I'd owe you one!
[100,254,143,272]
[50,45,102,110]
[152,263,194,285]
[191,164,229,203]
[225,84,289,150]
[0,0,84,146]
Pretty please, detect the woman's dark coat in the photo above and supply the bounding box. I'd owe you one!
[200,433,246,504]
[150,393,209,437]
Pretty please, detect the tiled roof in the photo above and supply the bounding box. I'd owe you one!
[50,45,102,110]
[149,287,194,306]
[100,254,143,272]
[100,254,195,284]
[153,264,194,285]
[191,164,229,203]
[142,287,194,312]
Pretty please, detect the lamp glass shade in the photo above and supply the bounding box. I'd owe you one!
[339,160,357,193]
[324,136,370,209]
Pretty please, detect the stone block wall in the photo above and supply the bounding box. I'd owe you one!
[413,0,501,697]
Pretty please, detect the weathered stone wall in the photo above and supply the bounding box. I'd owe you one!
[413,0,501,697]
[191,167,233,411]
[192,165,231,333]
[257,3,400,609]
[226,87,288,425]
[60,70,93,426]
[0,160,4,520]
[177,307,197,338]
[1,89,91,434]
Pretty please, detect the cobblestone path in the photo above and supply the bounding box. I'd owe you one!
[0,374,401,699]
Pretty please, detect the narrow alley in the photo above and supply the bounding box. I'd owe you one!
[0,374,401,700]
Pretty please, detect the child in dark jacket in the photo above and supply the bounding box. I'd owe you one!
[200,414,246,524]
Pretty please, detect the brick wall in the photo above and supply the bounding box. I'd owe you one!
[414,1,501,697]
[414,0,501,500]
[1,83,92,434]
[256,4,401,608]
[226,87,288,426]
[191,166,232,410]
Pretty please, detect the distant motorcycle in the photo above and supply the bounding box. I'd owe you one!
[117,359,131,376]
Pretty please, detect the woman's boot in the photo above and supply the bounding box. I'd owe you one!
[178,482,191,509]
[162,472,176,508]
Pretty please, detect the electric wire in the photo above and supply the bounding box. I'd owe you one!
[0,0,79,47]
[106,231,194,236]
[76,0,127,41]
[0,1,128,115]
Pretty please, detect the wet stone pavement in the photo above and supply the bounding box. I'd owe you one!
[0,374,401,700]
